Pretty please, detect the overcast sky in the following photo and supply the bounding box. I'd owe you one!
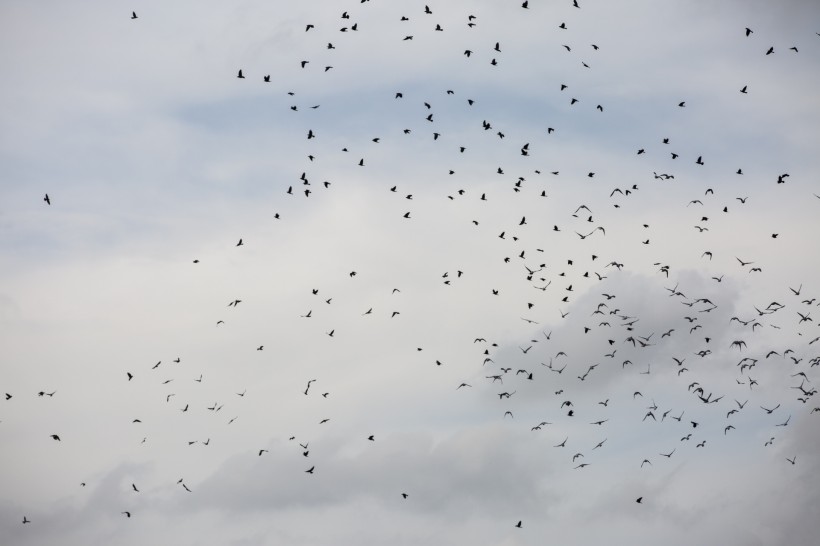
[2,1,820,545]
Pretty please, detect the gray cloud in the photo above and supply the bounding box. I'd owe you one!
[2,1,819,545]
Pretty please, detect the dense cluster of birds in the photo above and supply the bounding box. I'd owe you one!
[8,0,820,536]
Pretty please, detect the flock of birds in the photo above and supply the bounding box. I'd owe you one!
[7,0,820,538]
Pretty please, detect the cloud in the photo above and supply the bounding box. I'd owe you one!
[2,1,820,545]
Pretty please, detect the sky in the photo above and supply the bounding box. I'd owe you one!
[1,0,820,544]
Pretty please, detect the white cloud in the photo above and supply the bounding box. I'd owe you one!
[2,0,819,544]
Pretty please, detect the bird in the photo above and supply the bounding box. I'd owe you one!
[131,12,137,20]
[43,194,51,205]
